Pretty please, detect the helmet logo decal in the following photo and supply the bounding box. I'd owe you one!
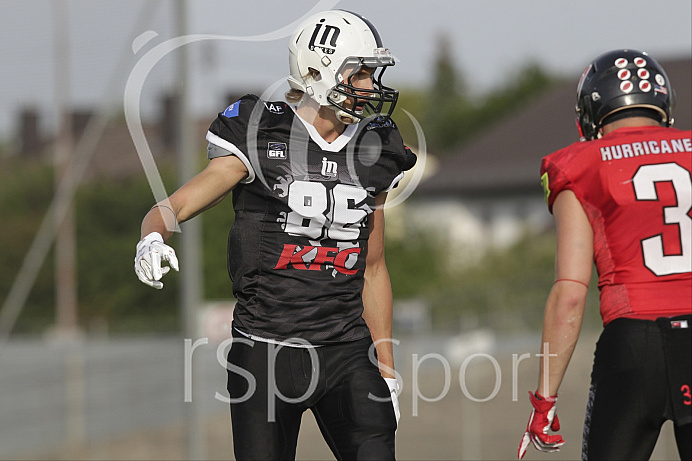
[615,54,654,95]
[655,74,665,85]
[576,64,593,96]
[654,82,668,95]
[308,20,340,55]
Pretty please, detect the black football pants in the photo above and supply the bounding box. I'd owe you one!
[226,333,396,460]
[582,317,691,460]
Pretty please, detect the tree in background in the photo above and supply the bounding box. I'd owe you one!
[423,34,471,152]
[397,33,559,155]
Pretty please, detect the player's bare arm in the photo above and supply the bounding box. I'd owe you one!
[134,155,248,289]
[362,191,395,379]
[519,188,593,458]
[140,155,248,240]
[362,191,400,426]
[538,190,592,397]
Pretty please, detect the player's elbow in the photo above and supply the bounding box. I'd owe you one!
[553,288,587,323]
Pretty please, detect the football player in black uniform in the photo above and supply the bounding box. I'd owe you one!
[134,9,416,460]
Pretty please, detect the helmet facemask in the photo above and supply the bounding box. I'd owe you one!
[328,55,399,124]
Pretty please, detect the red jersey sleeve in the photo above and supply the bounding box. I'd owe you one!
[540,146,577,214]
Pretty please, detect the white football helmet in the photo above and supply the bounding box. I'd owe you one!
[288,9,398,124]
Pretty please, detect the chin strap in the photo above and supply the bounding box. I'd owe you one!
[337,110,358,125]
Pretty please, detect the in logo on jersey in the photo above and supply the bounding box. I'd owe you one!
[321,157,338,178]
[308,19,340,54]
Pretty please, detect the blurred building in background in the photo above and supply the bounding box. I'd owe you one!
[408,57,691,269]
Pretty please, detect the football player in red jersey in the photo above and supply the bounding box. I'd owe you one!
[518,50,691,460]
[134,10,415,461]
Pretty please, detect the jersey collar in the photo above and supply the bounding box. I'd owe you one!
[290,105,358,152]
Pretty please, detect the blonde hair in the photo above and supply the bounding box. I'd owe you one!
[284,88,305,104]
[285,68,320,103]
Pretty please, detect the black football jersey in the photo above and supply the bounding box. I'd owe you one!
[206,94,416,344]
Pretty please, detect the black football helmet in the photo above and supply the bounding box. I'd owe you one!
[576,49,675,140]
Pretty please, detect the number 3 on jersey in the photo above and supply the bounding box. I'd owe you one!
[285,181,368,241]
[632,162,692,276]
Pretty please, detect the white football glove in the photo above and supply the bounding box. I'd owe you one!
[384,377,401,427]
[134,232,179,289]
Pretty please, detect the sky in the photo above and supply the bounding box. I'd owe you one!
[0,0,690,140]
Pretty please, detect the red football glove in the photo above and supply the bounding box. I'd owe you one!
[518,391,565,459]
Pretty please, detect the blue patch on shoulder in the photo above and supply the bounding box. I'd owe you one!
[222,101,240,118]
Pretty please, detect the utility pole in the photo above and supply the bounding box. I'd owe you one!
[52,2,86,450]
[53,0,80,339]
[176,1,205,459]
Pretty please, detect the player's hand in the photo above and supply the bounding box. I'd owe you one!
[518,391,564,459]
[134,232,179,289]
[384,377,400,427]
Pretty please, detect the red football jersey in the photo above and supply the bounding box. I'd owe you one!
[541,126,692,325]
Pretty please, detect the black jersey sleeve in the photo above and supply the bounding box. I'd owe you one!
[205,94,262,182]
[359,117,417,193]
[386,144,417,190]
